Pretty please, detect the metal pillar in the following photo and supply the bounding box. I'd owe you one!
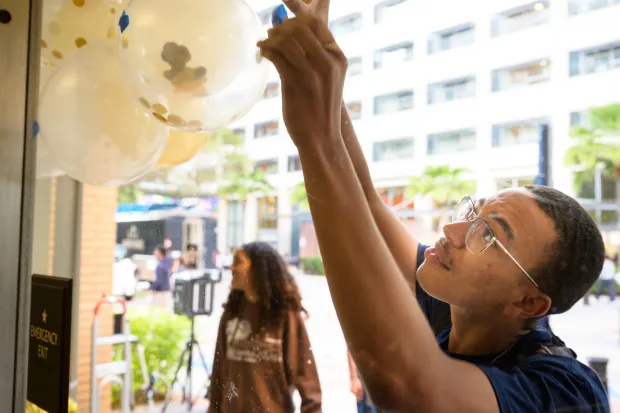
[0,0,42,411]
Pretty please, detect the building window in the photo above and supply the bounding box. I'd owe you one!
[347,56,363,76]
[373,138,414,162]
[568,0,620,15]
[496,177,535,190]
[374,90,414,115]
[255,159,279,175]
[428,128,477,154]
[492,118,549,147]
[262,82,280,99]
[287,155,302,172]
[570,110,591,128]
[428,76,475,104]
[492,59,550,91]
[491,1,549,37]
[569,41,620,76]
[374,42,414,69]
[257,196,278,229]
[254,120,279,138]
[375,0,408,24]
[330,13,363,37]
[576,169,618,229]
[257,6,276,26]
[346,101,362,119]
[428,23,475,54]
[226,200,244,249]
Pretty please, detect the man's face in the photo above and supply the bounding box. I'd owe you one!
[154,249,163,260]
[417,189,556,318]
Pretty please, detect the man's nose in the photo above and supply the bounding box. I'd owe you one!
[442,220,470,249]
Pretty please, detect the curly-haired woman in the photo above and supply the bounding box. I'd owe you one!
[208,242,322,413]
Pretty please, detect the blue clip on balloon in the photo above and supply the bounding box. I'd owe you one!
[118,11,130,34]
[272,4,288,26]
[33,121,40,139]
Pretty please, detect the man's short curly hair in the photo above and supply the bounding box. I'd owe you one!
[524,185,605,314]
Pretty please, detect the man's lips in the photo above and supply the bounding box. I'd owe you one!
[424,246,450,270]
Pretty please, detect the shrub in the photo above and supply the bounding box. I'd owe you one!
[112,307,191,406]
[301,257,325,275]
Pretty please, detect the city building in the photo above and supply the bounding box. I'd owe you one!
[215,0,620,254]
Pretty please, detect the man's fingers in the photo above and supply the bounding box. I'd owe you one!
[288,22,332,69]
[282,0,309,15]
[258,46,300,86]
[258,35,307,74]
[308,17,346,61]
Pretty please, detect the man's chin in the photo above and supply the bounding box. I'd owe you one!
[416,263,450,301]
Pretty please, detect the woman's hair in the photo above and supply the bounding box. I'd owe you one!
[224,242,306,327]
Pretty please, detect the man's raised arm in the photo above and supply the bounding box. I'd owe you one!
[283,0,421,282]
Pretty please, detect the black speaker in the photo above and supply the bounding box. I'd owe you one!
[173,270,222,317]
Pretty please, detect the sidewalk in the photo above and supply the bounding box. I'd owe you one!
[126,276,620,413]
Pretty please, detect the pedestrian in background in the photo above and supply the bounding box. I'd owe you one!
[208,242,321,413]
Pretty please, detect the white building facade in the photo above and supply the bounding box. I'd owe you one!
[216,0,620,254]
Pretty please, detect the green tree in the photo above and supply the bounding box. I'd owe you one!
[564,104,620,228]
[407,165,475,208]
[407,165,475,232]
[290,181,310,212]
[133,128,272,199]
[117,185,142,204]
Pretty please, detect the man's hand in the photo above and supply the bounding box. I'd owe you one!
[350,376,364,402]
[283,0,330,24]
[257,16,346,149]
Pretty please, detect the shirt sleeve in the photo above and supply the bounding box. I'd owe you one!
[285,311,322,413]
[207,314,228,413]
[480,357,609,413]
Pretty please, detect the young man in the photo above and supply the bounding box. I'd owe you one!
[258,2,609,412]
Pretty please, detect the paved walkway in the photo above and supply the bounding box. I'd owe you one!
[126,274,620,413]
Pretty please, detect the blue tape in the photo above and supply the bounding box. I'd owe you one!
[272,4,288,26]
[33,121,40,139]
[118,11,129,33]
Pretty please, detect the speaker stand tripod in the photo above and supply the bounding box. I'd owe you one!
[161,316,210,412]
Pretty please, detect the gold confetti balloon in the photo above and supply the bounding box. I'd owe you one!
[36,67,66,179]
[38,42,169,186]
[41,0,120,67]
[117,0,269,132]
[156,129,209,167]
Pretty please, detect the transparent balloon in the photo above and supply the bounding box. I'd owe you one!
[39,41,169,186]
[157,129,209,167]
[117,0,269,132]
[36,67,66,179]
[41,0,121,67]
[36,138,66,179]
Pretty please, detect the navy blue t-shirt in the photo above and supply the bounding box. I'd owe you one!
[415,243,609,413]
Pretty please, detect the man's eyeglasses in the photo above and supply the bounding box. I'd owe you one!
[453,196,539,288]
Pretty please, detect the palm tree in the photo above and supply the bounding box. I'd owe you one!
[564,104,620,229]
[407,165,475,231]
[407,165,475,208]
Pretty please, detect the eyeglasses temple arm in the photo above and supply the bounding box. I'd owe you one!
[495,240,540,288]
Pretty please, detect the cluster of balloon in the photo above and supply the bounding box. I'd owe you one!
[41,0,120,68]
[116,0,269,133]
[38,42,169,186]
[37,0,269,186]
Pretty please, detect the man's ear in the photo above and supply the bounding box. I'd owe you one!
[511,293,551,319]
